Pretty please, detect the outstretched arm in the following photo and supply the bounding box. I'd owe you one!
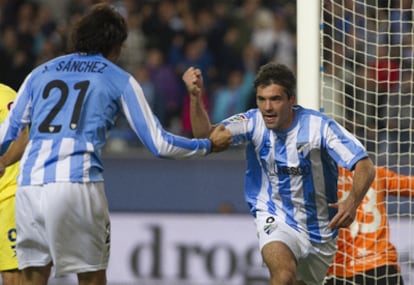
[0,130,28,178]
[380,167,414,197]
[328,157,376,229]
[122,75,231,158]
[182,67,214,138]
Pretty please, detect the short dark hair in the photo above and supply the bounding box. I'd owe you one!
[70,3,127,57]
[254,62,296,98]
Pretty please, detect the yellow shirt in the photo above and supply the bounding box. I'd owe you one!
[0,84,20,202]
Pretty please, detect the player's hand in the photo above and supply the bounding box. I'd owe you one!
[209,125,232,152]
[182,67,203,97]
[327,200,357,229]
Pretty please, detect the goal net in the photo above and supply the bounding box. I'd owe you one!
[320,0,414,284]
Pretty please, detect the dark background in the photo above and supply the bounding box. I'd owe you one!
[103,148,250,214]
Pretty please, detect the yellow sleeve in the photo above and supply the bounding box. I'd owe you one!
[0,84,17,123]
[0,84,18,201]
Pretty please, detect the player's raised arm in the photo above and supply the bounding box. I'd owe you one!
[182,67,214,138]
[377,166,414,197]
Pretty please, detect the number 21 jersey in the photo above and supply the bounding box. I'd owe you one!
[0,53,211,186]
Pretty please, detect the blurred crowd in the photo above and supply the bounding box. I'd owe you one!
[0,0,297,151]
[322,0,414,165]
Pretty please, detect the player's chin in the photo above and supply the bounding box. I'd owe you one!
[264,121,278,130]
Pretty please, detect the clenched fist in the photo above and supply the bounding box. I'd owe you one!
[209,125,232,152]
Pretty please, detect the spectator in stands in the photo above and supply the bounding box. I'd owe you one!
[250,8,278,61]
[211,68,254,123]
[269,12,296,70]
[141,0,179,58]
[0,26,33,91]
[117,11,147,74]
[145,47,183,131]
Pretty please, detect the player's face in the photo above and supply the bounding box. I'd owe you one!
[256,84,295,131]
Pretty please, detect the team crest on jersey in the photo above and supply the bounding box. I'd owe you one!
[296,142,310,157]
[227,114,247,123]
[264,216,277,235]
[264,223,277,235]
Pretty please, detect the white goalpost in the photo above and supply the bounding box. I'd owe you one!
[296,0,320,111]
[298,0,414,284]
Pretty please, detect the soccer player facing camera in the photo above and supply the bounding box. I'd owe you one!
[183,62,375,285]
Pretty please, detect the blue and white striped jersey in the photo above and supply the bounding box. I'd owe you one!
[221,106,368,243]
[0,53,211,186]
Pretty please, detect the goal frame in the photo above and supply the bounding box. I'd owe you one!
[296,0,320,111]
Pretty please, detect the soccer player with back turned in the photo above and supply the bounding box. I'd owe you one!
[0,4,231,285]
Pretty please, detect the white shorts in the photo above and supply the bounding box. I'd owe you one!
[255,213,337,285]
[15,182,110,277]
